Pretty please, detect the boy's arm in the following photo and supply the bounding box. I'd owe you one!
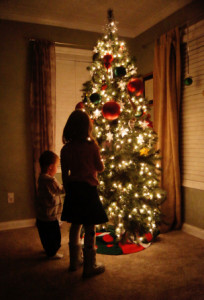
[49,178,65,195]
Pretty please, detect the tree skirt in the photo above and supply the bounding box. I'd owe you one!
[95,230,154,255]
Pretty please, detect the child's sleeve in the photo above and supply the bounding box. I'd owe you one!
[50,178,65,195]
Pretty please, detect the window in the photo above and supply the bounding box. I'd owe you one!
[143,73,154,122]
[181,19,204,190]
[55,46,92,164]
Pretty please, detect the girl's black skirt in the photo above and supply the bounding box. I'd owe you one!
[61,182,108,225]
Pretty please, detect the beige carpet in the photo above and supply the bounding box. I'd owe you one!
[0,222,204,300]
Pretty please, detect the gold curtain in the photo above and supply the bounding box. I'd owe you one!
[153,28,181,232]
[30,40,56,188]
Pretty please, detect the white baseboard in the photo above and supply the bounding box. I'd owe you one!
[0,218,36,231]
[182,223,204,240]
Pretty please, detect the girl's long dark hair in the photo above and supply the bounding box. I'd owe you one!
[62,109,93,144]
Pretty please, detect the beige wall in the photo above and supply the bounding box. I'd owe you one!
[182,188,204,229]
[0,0,203,229]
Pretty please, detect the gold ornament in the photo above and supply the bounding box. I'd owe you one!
[140,148,149,156]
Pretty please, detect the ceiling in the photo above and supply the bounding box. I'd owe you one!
[0,0,193,37]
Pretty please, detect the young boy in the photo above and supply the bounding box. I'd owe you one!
[36,150,65,259]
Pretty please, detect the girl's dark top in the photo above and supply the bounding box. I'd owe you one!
[60,139,108,225]
[61,139,104,191]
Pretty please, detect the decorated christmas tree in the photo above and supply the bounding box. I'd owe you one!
[78,10,166,242]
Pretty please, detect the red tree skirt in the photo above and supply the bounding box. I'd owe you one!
[95,231,153,255]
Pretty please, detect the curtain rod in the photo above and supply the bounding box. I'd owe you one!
[179,14,204,30]
[29,38,92,49]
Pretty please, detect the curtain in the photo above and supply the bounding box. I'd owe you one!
[153,28,181,232]
[30,40,56,188]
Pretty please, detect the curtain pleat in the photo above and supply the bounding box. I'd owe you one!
[30,40,56,188]
[153,28,181,232]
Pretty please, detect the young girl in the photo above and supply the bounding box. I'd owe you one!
[61,109,108,277]
[36,150,64,259]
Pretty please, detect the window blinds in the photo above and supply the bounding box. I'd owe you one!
[55,46,92,158]
[181,19,204,190]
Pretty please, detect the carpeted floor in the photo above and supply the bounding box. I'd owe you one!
[0,222,204,300]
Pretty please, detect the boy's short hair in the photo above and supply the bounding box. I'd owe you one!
[39,150,58,173]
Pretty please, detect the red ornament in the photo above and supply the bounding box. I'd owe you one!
[144,233,153,242]
[142,112,153,128]
[75,102,84,110]
[148,120,153,128]
[101,84,108,90]
[103,53,113,69]
[102,101,121,120]
[127,78,144,96]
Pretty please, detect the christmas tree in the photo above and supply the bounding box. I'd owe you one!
[78,10,166,242]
